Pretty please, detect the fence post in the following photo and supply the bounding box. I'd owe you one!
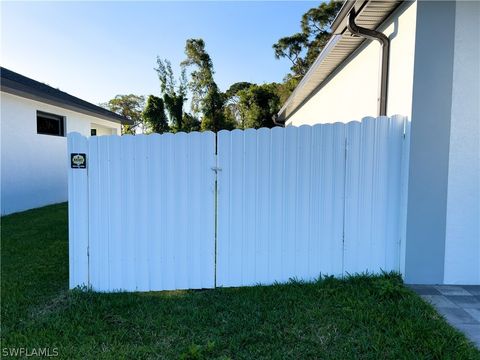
[399,116,411,276]
[68,132,89,289]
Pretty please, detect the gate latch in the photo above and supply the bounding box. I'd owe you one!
[211,166,222,173]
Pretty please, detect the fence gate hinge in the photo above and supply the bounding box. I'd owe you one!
[211,166,222,173]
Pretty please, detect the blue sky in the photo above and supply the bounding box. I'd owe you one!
[1,1,317,107]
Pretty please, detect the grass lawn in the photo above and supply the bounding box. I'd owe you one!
[2,203,479,359]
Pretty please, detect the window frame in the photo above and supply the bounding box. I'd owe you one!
[36,110,66,137]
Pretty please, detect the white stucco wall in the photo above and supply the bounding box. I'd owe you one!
[1,92,121,215]
[444,1,480,284]
[286,1,417,125]
[91,122,118,136]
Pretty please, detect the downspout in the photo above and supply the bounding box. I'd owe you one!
[347,9,390,116]
[272,114,285,127]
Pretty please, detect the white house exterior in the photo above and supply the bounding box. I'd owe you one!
[281,1,416,124]
[278,1,479,285]
[1,67,131,215]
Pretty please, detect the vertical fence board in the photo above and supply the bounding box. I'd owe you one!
[282,126,298,281]
[108,136,122,291]
[216,131,230,287]
[295,126,312,280]
[230,130,245,286]
[372,117,389,271]
[269,127,285,281]
[344,121,361,274]
[243,129,258,284]
[148,134,162,291]
[308,125,323,277]
[385,116,405,270]
[121,135,136,291]
[68,133,89,288]
[255,128,271,283]
[399,118,411,275]
[327,123,346,276]
[87,136,101,289]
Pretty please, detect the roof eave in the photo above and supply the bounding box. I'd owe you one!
[330,0,367,34]
[1,84,133,125]
[277,0,405,122]
[277,33,342,122]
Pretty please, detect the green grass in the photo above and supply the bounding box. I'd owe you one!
[2,203,479,359]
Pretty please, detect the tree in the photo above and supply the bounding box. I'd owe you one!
[182,112,201,133]
[237,83,280,129]
[142,95,169,134]
[224,82,253,127]
[223,82,281,129]
[155,58,187,131]
[273,33,309,77]
[181,38,233,132]
[273,1,342,80]
[101,94,145,134]
[274,78,298,106]
[225,81,253,99]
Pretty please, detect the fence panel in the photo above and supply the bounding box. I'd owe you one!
[69,116,409,292]
[216,123,347,287]
[217,116,408,287]
[69,131,216,291]
[343,116,407,274]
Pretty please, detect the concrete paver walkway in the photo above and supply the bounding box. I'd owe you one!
[409,285,480,348]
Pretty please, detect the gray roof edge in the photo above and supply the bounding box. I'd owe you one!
[276,0,362,122]
[0,68,133,125]
[330,0,367,34]
[277,33,342,122]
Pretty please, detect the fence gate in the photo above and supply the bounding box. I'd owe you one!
[68,132,216,291]
[216,116,409,287]
[68,116,410,292]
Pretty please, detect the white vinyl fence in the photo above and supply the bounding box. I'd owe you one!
[68,115,410,292]
[68,132,216,291]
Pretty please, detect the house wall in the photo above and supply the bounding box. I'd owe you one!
[286,1,417,125]
[405,0,480,285]
[404,0,457,284]
[443,1,480,284]
[91,122,118,136]
[0,92,122,215]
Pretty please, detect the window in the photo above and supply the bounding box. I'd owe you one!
[36,111,65,136]
[91,129,97,136]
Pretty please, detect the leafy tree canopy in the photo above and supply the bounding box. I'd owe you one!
[182,38,233,132]
[155,58,188,131]
[237,83,280,129]
[181,112,202,133]
[142,95,169,134]
[101,94,145,135]
[273,1,342,80]
[225,82,253,99]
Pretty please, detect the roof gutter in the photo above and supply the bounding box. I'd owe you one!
[276,33,342,124]
[347,8,390,116]
[330,0,361,34]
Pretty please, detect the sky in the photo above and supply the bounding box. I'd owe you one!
[1,1,317,106]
